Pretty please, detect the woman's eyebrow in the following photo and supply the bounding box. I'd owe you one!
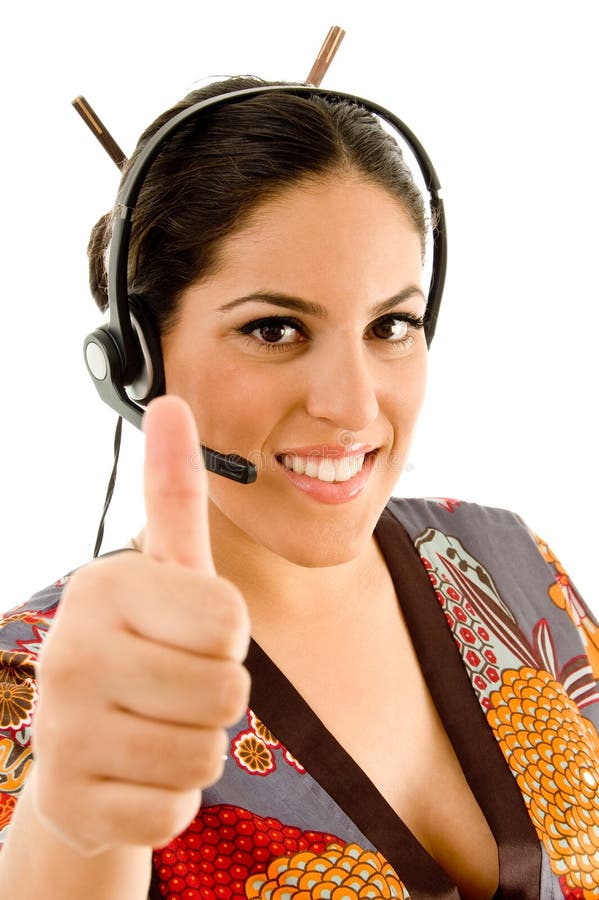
[217,286,425,319]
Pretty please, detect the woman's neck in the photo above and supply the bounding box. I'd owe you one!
[211,500,388,630]
[131,508,388,630]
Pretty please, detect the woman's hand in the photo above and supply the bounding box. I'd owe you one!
[31,395,251,855]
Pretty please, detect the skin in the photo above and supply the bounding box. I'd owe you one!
[134,169,428,625]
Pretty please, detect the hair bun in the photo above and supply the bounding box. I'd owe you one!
[87,211,112,312]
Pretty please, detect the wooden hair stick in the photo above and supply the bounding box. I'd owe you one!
[306,25,346,87]
[71,95,127,170]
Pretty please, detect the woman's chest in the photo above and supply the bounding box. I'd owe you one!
[255,593,500,900]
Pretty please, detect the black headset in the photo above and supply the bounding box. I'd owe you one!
[83,84,447,554]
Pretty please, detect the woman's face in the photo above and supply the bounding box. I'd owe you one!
[161,171,428,569]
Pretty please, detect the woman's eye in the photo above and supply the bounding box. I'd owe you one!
[235,316,308,352]
[371,317,410,341]
[250,319,304,347]
[371,313,424,346]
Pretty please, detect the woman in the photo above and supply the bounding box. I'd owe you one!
[0,75,597,900]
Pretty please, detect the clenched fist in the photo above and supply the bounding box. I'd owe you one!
[31,395,251,855]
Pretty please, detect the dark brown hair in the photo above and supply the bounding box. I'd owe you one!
[88,75,428,340]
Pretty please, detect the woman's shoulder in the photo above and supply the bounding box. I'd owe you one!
[0,544,137,655]
[383,493,597,628]
[384,494,529,534]
[383,494,577,588]
[0,578,65,656]
[0,545,136,848]
[384,494,599,725]
[0,578,69,846]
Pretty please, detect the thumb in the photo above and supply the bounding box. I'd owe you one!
[141,394,216,574]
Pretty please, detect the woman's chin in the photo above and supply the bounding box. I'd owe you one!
[209,485,388,570]
[282,546,362,569]
[264,521,375,569]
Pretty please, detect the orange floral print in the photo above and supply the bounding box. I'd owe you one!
[232,709,306,777]
[0,737,33,793]
[532,532,599,679]
[0,653,36,730]
[248,712,280,747]
[487,666,599,896]
[245,840,410,900]
[233,730,275,776]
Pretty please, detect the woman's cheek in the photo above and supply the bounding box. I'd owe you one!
[186,358,291,455]
[384,354,427,462]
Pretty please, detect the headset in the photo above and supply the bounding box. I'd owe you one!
[82,84,447,556]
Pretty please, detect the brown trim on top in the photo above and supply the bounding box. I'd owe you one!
[246,639,458,899]
[374,506,541,897]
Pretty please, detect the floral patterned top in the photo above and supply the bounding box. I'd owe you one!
[1,497,598,900]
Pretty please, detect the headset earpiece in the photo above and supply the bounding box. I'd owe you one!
[124,296,165,404]
[83,295,165,431]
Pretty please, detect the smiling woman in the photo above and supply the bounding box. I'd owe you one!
[0,74,598,900]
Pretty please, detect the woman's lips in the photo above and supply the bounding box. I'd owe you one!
[275,449,379,504]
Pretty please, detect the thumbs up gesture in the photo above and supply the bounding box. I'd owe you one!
[32,395,251,855]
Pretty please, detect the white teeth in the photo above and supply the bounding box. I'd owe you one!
[305,458,320,478]
[335,456,354,481]
[317,459,337,482]
[281,453,367,482]
[343,456,363,480]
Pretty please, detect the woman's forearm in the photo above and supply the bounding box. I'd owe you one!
[0,767,153,900]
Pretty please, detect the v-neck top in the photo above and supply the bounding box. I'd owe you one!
[239,507,540,898]
[1,496,598,900]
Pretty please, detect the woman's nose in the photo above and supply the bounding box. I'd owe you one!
[302,339,380,432]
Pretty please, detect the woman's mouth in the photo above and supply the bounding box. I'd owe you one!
[278,450,369,481]
[274,448,380,504]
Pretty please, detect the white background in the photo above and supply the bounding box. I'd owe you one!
[1,1,596,614]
